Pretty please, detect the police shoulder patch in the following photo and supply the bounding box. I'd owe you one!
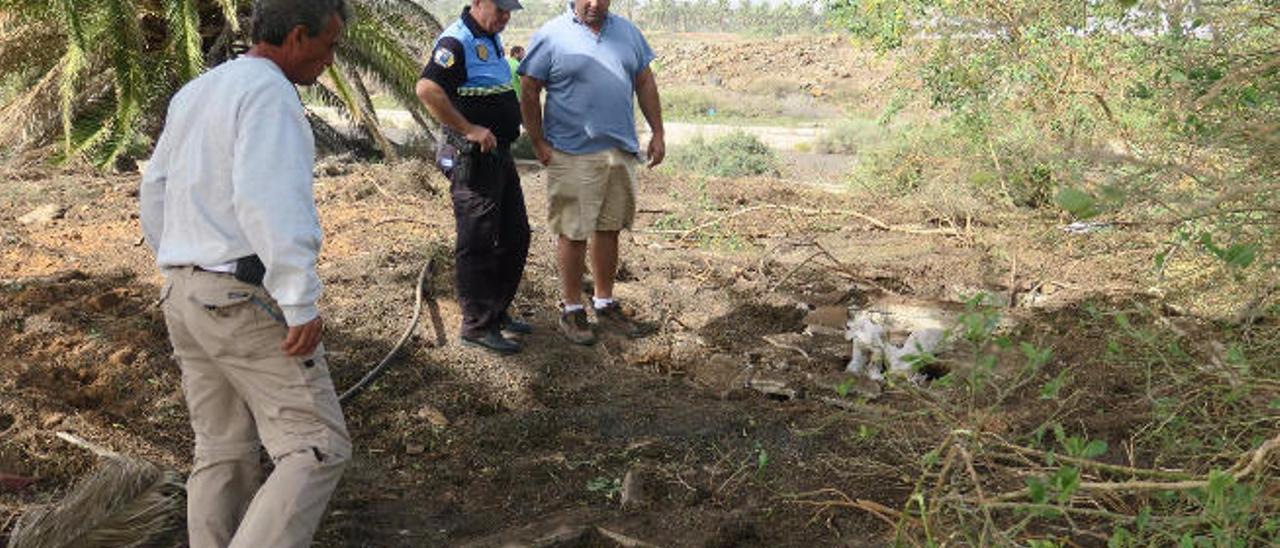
[433,47,455,68]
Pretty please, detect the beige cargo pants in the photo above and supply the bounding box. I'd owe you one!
[160,267,350,548]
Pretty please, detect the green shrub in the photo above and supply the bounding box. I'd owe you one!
[848,121,964,194]
[668,131,779,178]
[661,87,720,120]
[814,118,882,154]
[661,85,839,124]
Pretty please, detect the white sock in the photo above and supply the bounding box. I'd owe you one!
[593,297,615,310]
[563,303,585,313]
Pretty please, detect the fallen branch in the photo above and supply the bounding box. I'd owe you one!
[372,217,432,229]
[992,431,1280,502]
[55,432,118,459]
[760,334,811,361]
[785,488,920,535]
[956,445,998,544]
[985,434,1196,481]
[767,250,825,292]
[674,204,958,242]
[746,377,802,400]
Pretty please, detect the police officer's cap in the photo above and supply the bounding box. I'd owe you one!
[491,0,523,10]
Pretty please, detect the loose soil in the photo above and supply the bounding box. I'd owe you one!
[0,148,1183,546]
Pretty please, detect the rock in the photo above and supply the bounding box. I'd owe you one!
[804,305,848,332]
[405,443,426,455]
[41,412,67,429]
[86,290,125,312]
[22,314,65,335]
[620,468,648,509]
[688,353,749,399]
[18,204,66,226]
[415,404,449,428]
[109,347,136,367]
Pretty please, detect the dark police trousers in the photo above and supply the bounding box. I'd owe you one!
[450,145,530,338]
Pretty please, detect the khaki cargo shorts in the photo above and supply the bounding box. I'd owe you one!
[545,147,639,241]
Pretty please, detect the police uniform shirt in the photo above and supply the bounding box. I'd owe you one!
[421,7,521,144]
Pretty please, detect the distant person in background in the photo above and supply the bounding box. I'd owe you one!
[518,0,664,346]
[507,45,525,96]
[416,0,531,355]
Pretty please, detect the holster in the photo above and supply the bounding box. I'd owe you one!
[233,255,266,286]
[436,129,476,182]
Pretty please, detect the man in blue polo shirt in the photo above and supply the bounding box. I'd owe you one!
[518,0,665,346]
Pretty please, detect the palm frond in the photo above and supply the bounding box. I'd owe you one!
[341,4,422,91]
[7,457,185,548]
[165,0,204,81]
[0,63,65,151]
[211,0,240,32]
[323,66,397,159]
[306,80,356,115]
[337,44,437,137]
[353,0,443,38]
[307,111,380,158]
[56,40,87,155]
[337,5,436,136]
[92,0,146,165]
[2,0,441,166]
[55,0,88,52]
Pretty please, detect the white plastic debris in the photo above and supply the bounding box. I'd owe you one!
[1060,221,1112,234]
[845,310,946,382]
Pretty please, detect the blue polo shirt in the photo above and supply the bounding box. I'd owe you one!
[518,4,655,154]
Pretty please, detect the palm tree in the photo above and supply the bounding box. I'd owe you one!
[0,0,441,168]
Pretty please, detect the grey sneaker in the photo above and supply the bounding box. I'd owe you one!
[558,308,597,346]
[594,302,646,338]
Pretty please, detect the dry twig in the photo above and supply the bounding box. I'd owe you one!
[675,204,959,242]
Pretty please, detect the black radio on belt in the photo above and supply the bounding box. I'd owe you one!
[437,128,477,182]
[233,255,266,286]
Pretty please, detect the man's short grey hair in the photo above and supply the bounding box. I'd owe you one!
[251,0,351,46]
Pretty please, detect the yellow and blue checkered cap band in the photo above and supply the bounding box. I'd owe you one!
[457,83,515,96]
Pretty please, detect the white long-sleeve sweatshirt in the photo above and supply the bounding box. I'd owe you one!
[140,56,322,326]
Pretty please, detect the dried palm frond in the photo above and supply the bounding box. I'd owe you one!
[6,456,185,548]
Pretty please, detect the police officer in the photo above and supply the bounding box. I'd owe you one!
[416,0,530,355]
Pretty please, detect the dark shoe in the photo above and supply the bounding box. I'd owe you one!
[558,308,596,346]
[461,330,522,355]
[501,318,533,336]
[594,302,647,338]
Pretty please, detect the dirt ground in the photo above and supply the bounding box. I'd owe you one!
[0,144,1178,546]
[4,33,1265,548]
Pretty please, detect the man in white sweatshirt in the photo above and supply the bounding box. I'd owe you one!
[140,1,350,546]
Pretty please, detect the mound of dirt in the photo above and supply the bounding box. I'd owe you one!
[651,33,893,104]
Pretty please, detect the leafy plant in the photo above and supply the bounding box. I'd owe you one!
[586,476,622,500]
[668,131,779,178]
[753,441,770,480]
[0,0,441,167]
[827,0,1280,298]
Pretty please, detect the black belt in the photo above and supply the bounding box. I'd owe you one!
[193,255,265,286]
